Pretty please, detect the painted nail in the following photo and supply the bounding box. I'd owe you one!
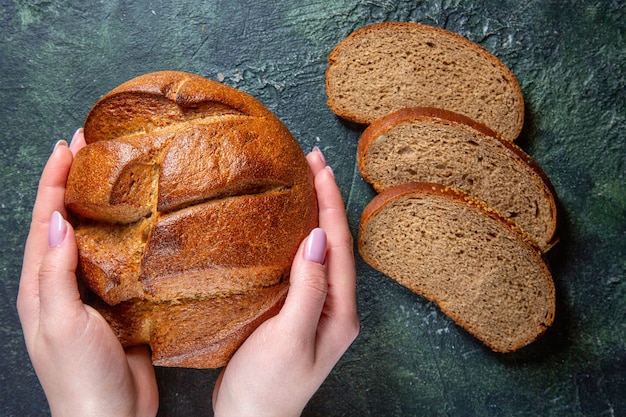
[49,211,67,248]
[69,128,83,148]
[53,140,68,152]
[305,227,327,264]
[312,146,326,165]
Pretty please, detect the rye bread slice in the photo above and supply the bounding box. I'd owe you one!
[326,22,524,141]
[358,182,555,352]
[357,107,558,252]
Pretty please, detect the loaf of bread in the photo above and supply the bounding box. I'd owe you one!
[326,22,525,141]
[358,182,555,352]
[357,107,558,251]
[65,71,318,368]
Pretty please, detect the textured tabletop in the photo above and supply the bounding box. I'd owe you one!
[1,1,624,416]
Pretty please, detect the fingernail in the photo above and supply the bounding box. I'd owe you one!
[49,211,67,248]
[312,146,326,165]
[69,128,83,148]
[53,140,68,152]
[305,227,327,264]
[325,165,335,179]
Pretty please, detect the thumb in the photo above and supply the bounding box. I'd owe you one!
[38,211,81,318]
[279,228,328,337]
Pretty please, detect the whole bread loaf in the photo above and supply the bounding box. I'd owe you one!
[326,22,524,141]
[358,182,555,352]
[357,107,558,251]
[65,71,318,368]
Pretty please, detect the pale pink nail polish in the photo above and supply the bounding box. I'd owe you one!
[305,227,327,264]
[312,146,326,165]
[53,140,67,152]
[49,211,67,248]
[69,128,83,148]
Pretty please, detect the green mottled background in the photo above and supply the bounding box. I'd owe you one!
[1,0,624,416]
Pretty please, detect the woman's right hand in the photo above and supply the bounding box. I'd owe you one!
[212,147,360,417]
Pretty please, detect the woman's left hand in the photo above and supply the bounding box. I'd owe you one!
[17,129,159,417]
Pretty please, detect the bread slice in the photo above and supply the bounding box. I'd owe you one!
[326,22,524,141]
[358,182,555,352]
[357,107,558,251]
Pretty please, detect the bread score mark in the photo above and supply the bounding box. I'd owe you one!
[68,104,307,307]
[70,120,299,305]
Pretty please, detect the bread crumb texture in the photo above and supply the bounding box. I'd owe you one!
[359,184,555,352]
[357,107,558,251]
[326,22,524,141]
[332,22,559,351]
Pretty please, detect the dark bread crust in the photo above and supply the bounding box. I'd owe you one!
[358,182,555,352]
[66,71,318,368]
[360,182,539,249]
[83,71,274,144]
[358,106,501,150]
[94,282,289,368]
[360,107,557,204]
[357,107,558,251]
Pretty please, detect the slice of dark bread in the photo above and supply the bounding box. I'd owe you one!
[357,107,558,252]
[358,182,555,352]
[326,22,524,141]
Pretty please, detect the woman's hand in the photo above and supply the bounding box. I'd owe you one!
[212,147,360,417]
[18,132,357,417]
[16,129,159,417]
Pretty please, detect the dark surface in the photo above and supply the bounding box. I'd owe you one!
[1,1,625,416]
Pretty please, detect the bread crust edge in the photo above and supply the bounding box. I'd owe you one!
[357,106,559,251]
[326,21,525,140]
[358,181,556,352]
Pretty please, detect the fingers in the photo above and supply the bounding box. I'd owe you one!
[311,155,359,358]
[33,140,75,223]
[37,211,81,320]
[279,146,337,338]
[24,140,75,262]
[279,228,329,343]
[306,147,328,176]
[69,128,86,155]
[307,148,351,250]
[18,139,76,325]
[314,165,357,314]
[286,147,359,359]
